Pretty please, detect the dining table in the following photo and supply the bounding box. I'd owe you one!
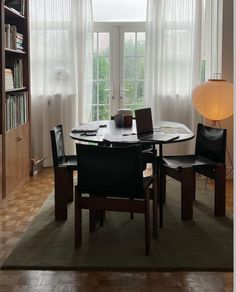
[70,120,195,227]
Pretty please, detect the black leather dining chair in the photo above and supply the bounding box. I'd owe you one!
[74,143,158,255]
[162,123,227,220]
[50,124,77,220]
[110,115,157,172]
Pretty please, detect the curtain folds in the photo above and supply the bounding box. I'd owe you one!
[71,0,93,124]
[144,0,223,155]
[30,0,93,165]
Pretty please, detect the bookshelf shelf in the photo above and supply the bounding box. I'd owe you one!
[4,5,25,19]
[6,86,26,92]
[0,0,30,200]
[5,48,26,54]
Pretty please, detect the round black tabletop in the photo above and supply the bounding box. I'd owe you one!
[69,120,195,145]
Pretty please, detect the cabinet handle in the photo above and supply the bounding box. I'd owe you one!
[16,136,22,142]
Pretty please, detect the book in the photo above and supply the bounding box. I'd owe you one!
[5,24,11,48]
[5,68,14,90]
[10,25,17,50]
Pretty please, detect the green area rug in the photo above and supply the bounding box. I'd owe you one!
[1,180,233,271]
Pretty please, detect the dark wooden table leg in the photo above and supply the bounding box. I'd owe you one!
[159,144,163,228]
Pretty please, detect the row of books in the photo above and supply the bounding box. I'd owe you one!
[5,24,24,51]
[5,58,23,89]
[5,91,28,131]
[5,0,25,16]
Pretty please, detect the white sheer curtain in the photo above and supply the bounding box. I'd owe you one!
[145,0,202,149]
[204,0,223,79]
[71,0,93,124]
[30,0,93,166]
[145,0,222,155]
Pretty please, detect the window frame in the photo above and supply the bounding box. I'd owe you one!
[93,22,145,118]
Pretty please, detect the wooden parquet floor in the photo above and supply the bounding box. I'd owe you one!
[0,167,233,292]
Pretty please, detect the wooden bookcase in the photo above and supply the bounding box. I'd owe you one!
[0,0,31,201]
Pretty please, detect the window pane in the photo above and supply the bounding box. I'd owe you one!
[92,106,98,121]
[124,33,135,56]
[93,0,147,22]
[92,31,111,121]
[137,32,145,56]
[98,33,109,56]
[124,80,135,104]
[137,81,144,104]
[98,56,109,80]
[136,57,144,80]
[98,105,109,120]
[93,82,97,104]
[99,81,109,104]
[124,57,136,80]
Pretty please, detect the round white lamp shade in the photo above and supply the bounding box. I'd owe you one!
[192,79,233,121]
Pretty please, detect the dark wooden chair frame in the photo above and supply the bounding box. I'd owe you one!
[74,144,158,256]
[162,123,227,220]
[50,125,77,220]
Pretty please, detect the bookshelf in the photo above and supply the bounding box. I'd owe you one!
[0,0,30,200]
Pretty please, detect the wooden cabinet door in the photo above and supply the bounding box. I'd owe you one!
[0,135,2,200]
[17,123,30,182]
[5,123,29,196]
[5,129,18,195]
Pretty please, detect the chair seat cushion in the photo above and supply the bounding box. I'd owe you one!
[60,155,77,170]
[162,155,218,170]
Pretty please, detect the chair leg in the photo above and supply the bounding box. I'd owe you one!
[181,168,194,220]
[75,191,82,248]
[193,174,197,201]
[67,170,74,203]
[152,176,158,238]
[89,209,96,231]
[145,189,151,256]
[100,211,105,226]
[162,171,166,204]
[130,198,134,219]
[214,165,226,217]
[54,168,68,220]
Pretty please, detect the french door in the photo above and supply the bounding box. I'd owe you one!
[92,23,145,121]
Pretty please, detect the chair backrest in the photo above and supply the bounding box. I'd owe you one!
[76,143,145,197]
[50,125,66,167]
[195,123,227,163]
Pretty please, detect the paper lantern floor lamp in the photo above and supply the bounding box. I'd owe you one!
[192,79,233,125]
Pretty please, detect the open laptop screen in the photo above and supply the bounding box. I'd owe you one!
[135,108,154,137]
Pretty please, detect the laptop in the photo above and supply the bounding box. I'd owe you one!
[135,108,179,142]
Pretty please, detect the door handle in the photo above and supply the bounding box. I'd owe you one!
[105,85,114,99]
[119,88,129,99]
[16,136,22,142]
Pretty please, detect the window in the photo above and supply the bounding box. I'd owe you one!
[92,23,145,121]
[92,32,110,120]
